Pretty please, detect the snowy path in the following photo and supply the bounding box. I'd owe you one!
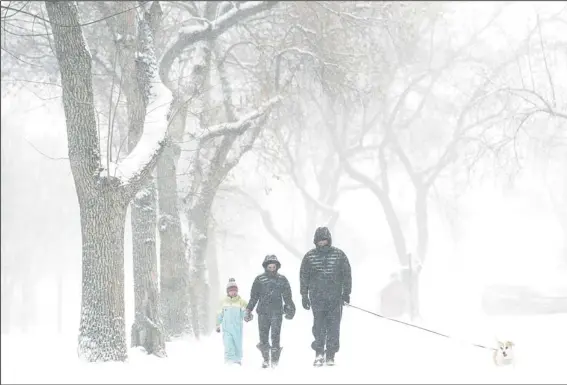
[2,309,566,384]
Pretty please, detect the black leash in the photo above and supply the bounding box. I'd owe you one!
[345,303,496,351]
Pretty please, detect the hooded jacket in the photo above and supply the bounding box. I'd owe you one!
[300,227,352,310]
[247,255,296,317]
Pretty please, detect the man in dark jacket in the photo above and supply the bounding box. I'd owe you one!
[247,254,296,368]
[300,226,352,367]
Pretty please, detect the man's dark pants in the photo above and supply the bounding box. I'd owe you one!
[310,298,343,355]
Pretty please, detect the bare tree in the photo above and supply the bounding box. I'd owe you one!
[45,1,170,362]
[108,1,167,357]
[500,10,567,265]
[156,0,279,338]
[218,1,381,255]
[314,6,511,320]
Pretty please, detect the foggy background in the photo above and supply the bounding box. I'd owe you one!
[1,1,566,377]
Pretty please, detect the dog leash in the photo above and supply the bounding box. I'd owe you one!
[345,303,496,351]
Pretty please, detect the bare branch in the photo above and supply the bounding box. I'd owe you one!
[506,87,567,120]
[229,186,303,259]
[276,129,338,216]
[24,137,68,161]
[159,1,278,90]
[536,14,556,108]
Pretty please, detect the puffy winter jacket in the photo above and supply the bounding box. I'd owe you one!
[300,244,352,311]
[216,295,248,332]
[247,272,295,316]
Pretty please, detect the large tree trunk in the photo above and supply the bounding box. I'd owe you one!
[158,139,191,338]
[409,185,429,321]
[78,190,129,362]
[189,192,215,336]
[405,257,421,322]
[130,181,166,356]
[46,1,168,362]
[187,36,223,336]
[119,1,166,356]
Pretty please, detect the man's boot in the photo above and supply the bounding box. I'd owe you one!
[257,343,270,368]
[271,347,282,367]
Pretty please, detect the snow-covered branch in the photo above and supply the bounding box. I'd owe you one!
[103,28,174,195]
[198,95,282,142]
[314,1,386,25]
[221,114,267,174]
[422,94,509,188]
[159,1,278,90]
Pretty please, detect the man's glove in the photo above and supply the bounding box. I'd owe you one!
[302,295,311,310]
[216,326,221,333]
[342,294,350,305]
[244,310,253,322]
[284,304,295,320]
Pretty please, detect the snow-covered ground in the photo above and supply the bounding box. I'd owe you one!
[2,308,566,384]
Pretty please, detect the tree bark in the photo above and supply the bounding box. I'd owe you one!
[45,2,130,359]
[155,1,278,337]
[130,182,165,355]
[158,137,191,338]
[78,188,128,362]
[189,187,216,336]
[119,1,166,356]
[409,185,429,321]
[46,1,168,361]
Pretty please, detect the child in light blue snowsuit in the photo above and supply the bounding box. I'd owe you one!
[216,278,253,365]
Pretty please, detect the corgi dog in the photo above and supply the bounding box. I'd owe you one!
[493,340,515,367]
